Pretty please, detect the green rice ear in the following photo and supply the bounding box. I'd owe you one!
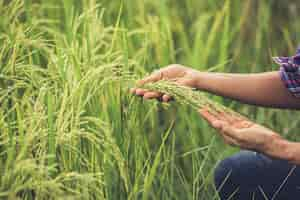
[141,80,247,120]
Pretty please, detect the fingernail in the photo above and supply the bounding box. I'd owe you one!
[212,121,221,128]
[135,89,143,95]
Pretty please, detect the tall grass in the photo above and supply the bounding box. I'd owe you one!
[1,0,300,199]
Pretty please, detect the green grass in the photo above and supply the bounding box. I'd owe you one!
[1,0,300,199]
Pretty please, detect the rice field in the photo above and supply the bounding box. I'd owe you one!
[1,0,300,199]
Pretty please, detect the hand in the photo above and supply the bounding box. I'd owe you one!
[199,108,282,153]
[131,64,200,102]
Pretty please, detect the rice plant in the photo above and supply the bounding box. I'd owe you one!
[142,80,246,118]
[1,0,300,199]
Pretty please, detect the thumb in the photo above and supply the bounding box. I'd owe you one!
[137,71,162,86]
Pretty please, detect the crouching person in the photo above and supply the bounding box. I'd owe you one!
[132,49,300,199]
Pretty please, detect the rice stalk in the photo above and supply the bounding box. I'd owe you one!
[142,80,247,119]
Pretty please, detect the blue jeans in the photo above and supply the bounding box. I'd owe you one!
[214,151,300,200]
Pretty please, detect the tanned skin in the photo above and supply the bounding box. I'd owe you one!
[131,64,300,165]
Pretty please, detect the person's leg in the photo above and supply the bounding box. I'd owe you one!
[214,150,300,200]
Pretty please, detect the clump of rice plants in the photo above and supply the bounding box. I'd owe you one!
[1,0,299,199]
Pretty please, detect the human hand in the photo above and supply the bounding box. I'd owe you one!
[131,64,200,102]
[199,108,282,153]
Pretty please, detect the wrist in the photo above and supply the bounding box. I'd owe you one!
[193,71,208,90]
[264,135,294,162]
[280,141,298,164]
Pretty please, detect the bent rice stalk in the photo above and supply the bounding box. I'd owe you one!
[142,80,247,119]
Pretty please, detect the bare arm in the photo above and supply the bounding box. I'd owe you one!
[132,65,300,109]
[133,64,300,162]
[194,71,300,109]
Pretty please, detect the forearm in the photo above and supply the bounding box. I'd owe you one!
[195,71,300,109]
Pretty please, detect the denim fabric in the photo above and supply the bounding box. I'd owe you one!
[214,150,300,200]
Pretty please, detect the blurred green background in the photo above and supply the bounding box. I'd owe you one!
[1,0,300,199]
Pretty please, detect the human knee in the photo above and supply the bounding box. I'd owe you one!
[214,151,265,189]
[214,157,235,189]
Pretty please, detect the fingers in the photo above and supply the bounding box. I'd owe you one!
[199,107,231,123]
[200,109,241,139]
[216,122,244,148]
[235,120,253,129]
[217,113,253,129]
[217,112,237,124]
[199,109,233,134]
[200,107,253,129]
[199,108,219,125]
[220,123,239,136]
[220,123,248,145]
[130,88,143,95]
[131,70,168,101]
[209,119,241,147]
[199,108,230,129]
[162,94,172,102]
[219,111,253,128]
[137,71,162,86]
[222,135,239,147]
[131,84,173,102]
[130,88,172,102]
[200,108,250,149]
[135,88,148,96]
[143,91,162,100]
[212,120,227,129]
